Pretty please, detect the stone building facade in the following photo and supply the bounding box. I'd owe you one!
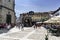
[20,11,52,27]
[0,0,16,24]
[20,7,60,27]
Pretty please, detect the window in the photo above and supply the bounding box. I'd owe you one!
[8,11,10,14]
[0,15,2,23]
[0,0,2,2]
[0,6,2,9]
[8,0,10,2]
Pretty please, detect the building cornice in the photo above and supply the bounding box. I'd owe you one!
[0,5,16,19]
[0,5,14,12]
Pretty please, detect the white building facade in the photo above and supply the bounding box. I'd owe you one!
[0,0,16,24]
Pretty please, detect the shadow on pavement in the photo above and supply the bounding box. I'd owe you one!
[0,28,9,34]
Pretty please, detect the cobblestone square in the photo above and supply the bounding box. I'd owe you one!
[0,27,60,40]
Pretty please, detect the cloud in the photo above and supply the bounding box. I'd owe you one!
[15,9,21,17]
[15,9,20,13]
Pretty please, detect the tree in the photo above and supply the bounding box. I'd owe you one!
[28,11,34,15]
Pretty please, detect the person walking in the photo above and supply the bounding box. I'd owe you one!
[21,23,24,31]
[16,23,21,30]
[7,23,11,30]
[33,24,36,29]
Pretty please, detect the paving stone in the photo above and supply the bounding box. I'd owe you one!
[0,37,19,40]
[0,27,60,40]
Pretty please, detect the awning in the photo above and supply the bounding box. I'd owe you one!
[43,15,60,24]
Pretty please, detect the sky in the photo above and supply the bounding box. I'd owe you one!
[15,0,60,17]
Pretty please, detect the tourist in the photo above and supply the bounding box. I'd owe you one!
[21,23,24,31]
[7,23,11,30]
[32,24,36,29]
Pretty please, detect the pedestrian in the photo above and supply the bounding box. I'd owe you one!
[19,23,21,29]
[21,23,24,31]
[32,24,35,29]
[7,23,11,30]
[18,23,20,30]
[16,23,20,30]
[33,24,36,29]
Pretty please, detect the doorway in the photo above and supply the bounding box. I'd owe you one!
[6,14,11,24]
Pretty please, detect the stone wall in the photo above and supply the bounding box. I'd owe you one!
[0,0,16,24]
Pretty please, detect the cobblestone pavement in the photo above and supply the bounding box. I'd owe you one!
[0,27,60,40]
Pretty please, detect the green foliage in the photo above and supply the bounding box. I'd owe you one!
[40,17,49,22]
